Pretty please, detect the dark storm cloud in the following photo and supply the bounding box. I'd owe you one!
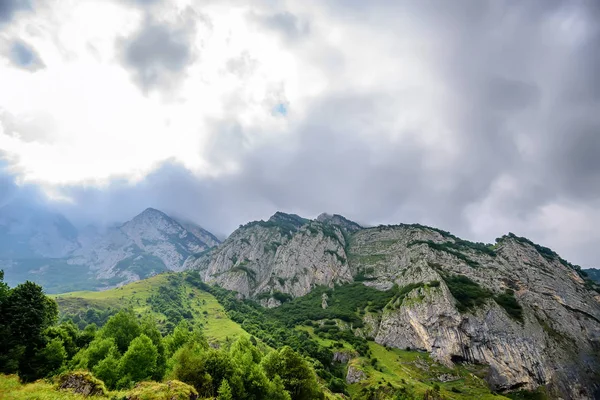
[8,40,45,71]
[117,11,198,93]
[0,0,31,26]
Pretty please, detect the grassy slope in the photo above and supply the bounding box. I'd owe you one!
[352,343,510,400]
[0,375,88,400]
[54,273,248,343]
[298,324,508,400]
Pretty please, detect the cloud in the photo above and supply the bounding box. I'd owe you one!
[0,0,31,26]
[117,10,199,93]
[255,12,310,42]
[1,0,600,269]
[8,40,45,71]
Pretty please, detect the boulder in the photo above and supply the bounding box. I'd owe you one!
[57,371,107,396]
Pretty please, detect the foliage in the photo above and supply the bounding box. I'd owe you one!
[262,346,324,400]
[100,309,142,353]
[442,275,492,312]
[494,290,524,323]
[272,282,399,327]
[0,274,59,381]
[146,276,193,330]
[409,240,481,267]
[119,334,158,385]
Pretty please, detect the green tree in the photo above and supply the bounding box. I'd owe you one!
[118,334,158,383]
[38,338,67,377]
[267,375,292,400]
[165,320,208,357]
[72,337,118,369]
[93,351,120,389]
[261,346,323,400]
[171,343,213,397]
[100,309,141,353]
[0,280,58,381]
[217,379,233,400]
[140,316,167,380]
[44,321,79,358]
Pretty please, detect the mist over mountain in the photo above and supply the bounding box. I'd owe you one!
[0,204,220,292]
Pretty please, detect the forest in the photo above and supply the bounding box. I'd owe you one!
[0,270,325,399]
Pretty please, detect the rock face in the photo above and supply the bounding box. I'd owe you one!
[346,362,367,384]
[185,212,354,300]
[70,208,213,283]
[187,213,600,399]
[57,371,107,396]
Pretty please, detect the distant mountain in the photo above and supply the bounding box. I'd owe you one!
[0,202,80,258]
[1,206,219,292]
[173,218,221,248]
[585,268,600,282]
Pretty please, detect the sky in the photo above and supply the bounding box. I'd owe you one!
[0,0,599,267]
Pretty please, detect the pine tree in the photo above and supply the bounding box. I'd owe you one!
[217,379,233,400]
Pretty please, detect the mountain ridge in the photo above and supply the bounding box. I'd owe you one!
[0,205,220,292]
[184,210,600,399]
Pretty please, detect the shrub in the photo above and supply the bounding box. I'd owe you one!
[443,275,492,312]
[494,290,524,322]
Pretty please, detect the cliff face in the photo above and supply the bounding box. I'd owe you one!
[349,225,600,398]
[186,212,600,398]
[185,212,353,302]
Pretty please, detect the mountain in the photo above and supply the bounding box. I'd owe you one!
[185,211,600,399]
[1,206,219,292]
[585,268,600,282]
[0,202,80,258]
[174,217,221,248]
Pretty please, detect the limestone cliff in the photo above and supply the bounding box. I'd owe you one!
[185,213,600,399]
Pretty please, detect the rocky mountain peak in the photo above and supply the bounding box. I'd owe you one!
[267,211,308,227]
[316,212,363,232]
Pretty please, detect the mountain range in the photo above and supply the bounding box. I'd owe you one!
[0,204,220,292]
[2,205,600,398]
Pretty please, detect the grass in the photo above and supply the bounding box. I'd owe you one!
[0,374,90,400]
[55,273,248,343]
[0,374,197,400]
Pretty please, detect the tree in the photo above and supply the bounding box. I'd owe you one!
[100,310,141,353]
[165,320,208,357]
[0,280,58,381]
[140,316,166,380]
[72,337,118,369]
[93,351,120,389]
[118,334,157,383]
[217,379,233,400]
[261,346,323,400]
[171,343,213,397]
[38,338,67,377]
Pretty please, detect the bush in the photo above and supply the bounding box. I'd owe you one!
[125,380,199,400]
[443,275,492,312]
[494,290,524,322]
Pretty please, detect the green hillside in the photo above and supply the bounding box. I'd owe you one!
[55,273,248,344]
[1,270,538,399]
